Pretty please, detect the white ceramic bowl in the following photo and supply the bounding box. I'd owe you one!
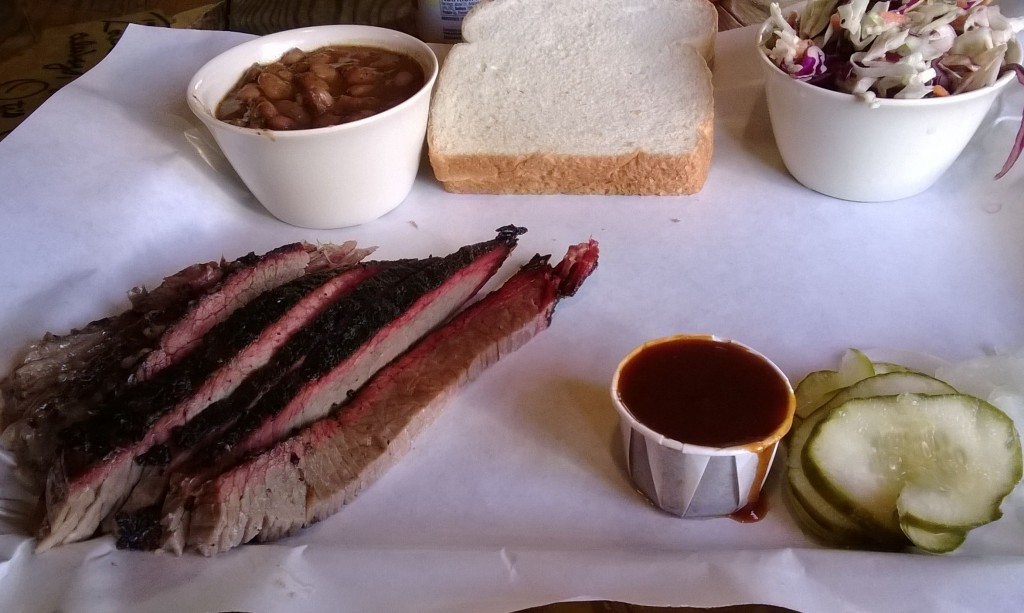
[187,26,439,228]
[610,335,795,518]
[757,22,1022,202]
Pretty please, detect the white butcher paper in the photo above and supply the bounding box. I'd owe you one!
[1,22,1024,613]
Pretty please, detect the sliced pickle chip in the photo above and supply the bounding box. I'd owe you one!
[787,371,957,546]
[804,393,1022,551]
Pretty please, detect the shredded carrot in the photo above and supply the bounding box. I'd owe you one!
[932,84,950,96]
[880,11,907,25]
[831,13,842,30]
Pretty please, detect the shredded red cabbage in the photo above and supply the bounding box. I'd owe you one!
[995,63,1024,179]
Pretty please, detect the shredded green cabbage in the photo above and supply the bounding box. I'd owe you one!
[762,0,1024,177]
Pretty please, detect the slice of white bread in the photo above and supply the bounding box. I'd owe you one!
[427,0,717,195]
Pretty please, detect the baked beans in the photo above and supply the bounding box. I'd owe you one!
[216,45,426,130]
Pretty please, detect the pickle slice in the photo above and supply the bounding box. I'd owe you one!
[872,361,911,375]
[794,349,877,420]
[900,519,967,555]
[787,372,955,545]
[794,370,843,419]
[805,394,1022,550]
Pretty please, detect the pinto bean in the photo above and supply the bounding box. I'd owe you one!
[265,114,296,130]
[345,66,381,85]
[346,83,378,98]
[391,71,416,88]
[296,73,333,115]
[280,48,306,65]
[332,94,378,112]
[235,82,263,103]
[370,54,401,70]
[311,112,343,128]
[257,72,294,100]
[254,99,280,126]
[216,44,425,130]
[273,99,311,125]
[310,63,340,86]
[348,49,378,62]
[307,52,332,65]
[240,63,262,83]
[343,109,377,123]
[255,99,278,117]
[217,97,245,120]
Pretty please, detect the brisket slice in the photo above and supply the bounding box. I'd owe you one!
[0,260,223,431]
[178,239,598,556]
[1,241,371,486]
[158,228,529,553]
[36,262,383,551]
[214,236,522,459]
[112,260,401,531]
[110,260,448,541]
[0,261,224,478]
[134,241,371,382]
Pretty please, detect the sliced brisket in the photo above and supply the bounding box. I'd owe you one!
[177,239,598,556]
[211,233,524,461]
[0,261,223,445]
[135,241,370,381]
[37,261,382,551]
[1,267,229,491]
[113,260,400,528]
[1,242,370,486]
[157,228,528,553]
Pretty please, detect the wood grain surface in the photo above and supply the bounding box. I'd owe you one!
[4,0,800,44]
[228,0,417,34]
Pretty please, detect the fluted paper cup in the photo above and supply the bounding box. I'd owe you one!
[611,335,795,518]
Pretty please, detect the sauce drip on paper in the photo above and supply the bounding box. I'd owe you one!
[730,447,775,523]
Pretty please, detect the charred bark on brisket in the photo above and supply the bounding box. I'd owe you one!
[211,254,494,461]
[37,259,380,550]
[114,504,162,551]
[181,226,526,470]
[134,241,370,381]
[147,228,526,551]
[0,241,371,485]
[59,268,359,466]
[178,238,597,555]
[0,261,224,482]
[32,227,524,552]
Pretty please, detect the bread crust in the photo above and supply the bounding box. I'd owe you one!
[428,116,713,195]
[426,0,717,196]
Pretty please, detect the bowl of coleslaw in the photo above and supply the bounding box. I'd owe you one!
[758,0,1023,201]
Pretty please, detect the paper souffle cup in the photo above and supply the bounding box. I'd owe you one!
[610,335,795,518]
[187,25,438,229]
[757,21,1022,202]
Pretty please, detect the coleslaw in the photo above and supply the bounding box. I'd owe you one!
[762,0,1024,178]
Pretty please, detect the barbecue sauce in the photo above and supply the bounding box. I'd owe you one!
[616,337,793,522]
[729,446,775,523]
[615,337,792,448]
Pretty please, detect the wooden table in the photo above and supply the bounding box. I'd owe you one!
[0,0,801,138]
[2,0,791,57]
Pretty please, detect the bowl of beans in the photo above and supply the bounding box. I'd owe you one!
[187,26,438,228]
